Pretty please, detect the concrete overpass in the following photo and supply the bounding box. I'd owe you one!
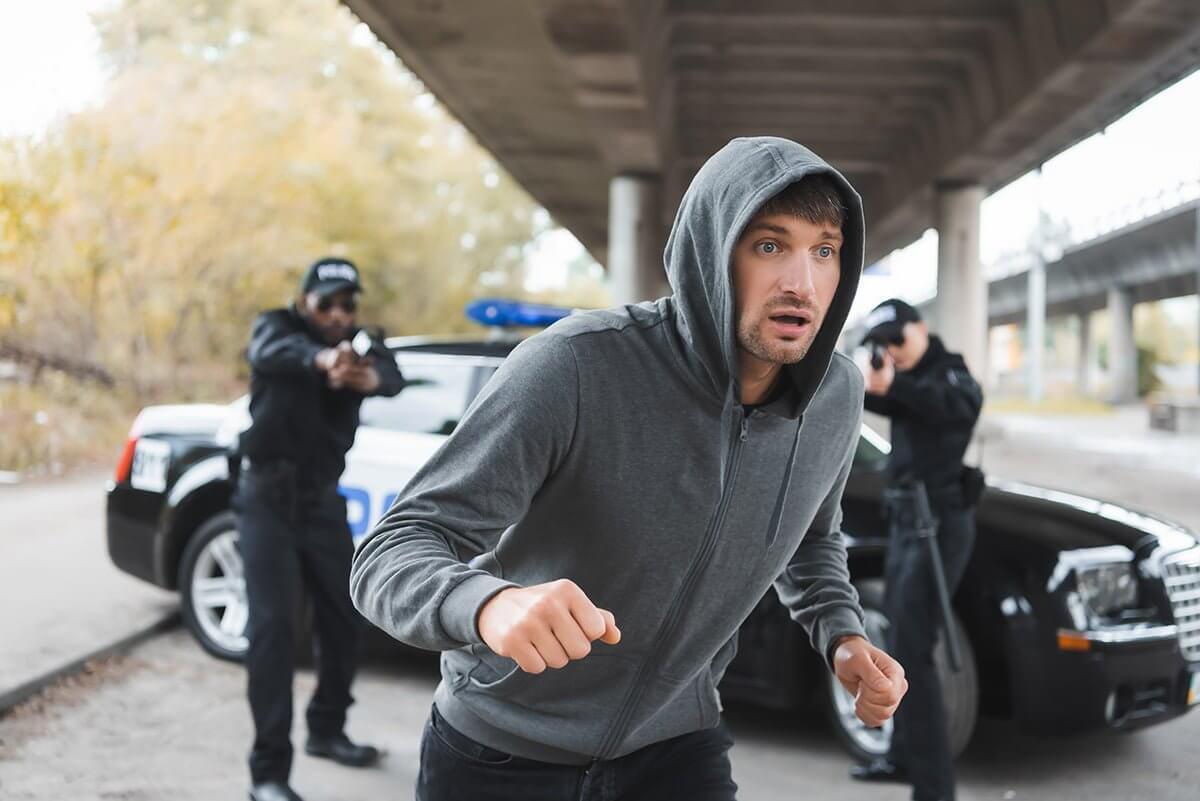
[988,198,1200,402]
[837,197,1200,401]
[344,0,1200,374]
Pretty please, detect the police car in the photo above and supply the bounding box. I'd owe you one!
[106,300,1200,761]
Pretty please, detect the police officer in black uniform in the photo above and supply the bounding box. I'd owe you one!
[849,298,983,801]
[235,257,405,801]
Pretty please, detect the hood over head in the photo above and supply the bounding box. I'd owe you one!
[664,136,865,418]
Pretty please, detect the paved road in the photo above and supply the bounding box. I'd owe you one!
[2,417,1199,800]
[1,629,1197,801]
[976,408,1200,532]
[0,470,176,700]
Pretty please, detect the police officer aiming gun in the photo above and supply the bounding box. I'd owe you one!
[851,298,984,801]
[235,257,405,801]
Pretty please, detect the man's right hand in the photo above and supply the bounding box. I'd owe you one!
[477,579,621,674]
[315,343,354,373]
[865,352,895,396]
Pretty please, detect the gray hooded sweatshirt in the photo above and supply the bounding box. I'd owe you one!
[351,136,869,765]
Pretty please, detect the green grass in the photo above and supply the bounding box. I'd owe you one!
[0,377,136,475]
[984,396,1117,416]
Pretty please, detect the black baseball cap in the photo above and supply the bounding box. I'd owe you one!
[860,298,920,345]
[300,257,363,297]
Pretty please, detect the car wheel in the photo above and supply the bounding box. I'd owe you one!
[179,512,249,661]
[178,511,312,663]
[826,579,978,762]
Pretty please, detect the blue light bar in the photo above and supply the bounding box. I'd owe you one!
[465,298,572,328]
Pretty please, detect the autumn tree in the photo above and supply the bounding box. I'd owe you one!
[0,0,606,405]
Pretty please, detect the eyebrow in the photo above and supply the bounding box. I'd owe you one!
[744,222,791,236]
[743,222,844,243]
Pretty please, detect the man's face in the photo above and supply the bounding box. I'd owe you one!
[731,213,842,367]
[302,289,357,345]
[885,321,929,371]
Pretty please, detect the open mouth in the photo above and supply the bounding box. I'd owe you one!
[768,311,813,330]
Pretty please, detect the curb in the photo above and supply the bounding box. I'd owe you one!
[0,609,181,716]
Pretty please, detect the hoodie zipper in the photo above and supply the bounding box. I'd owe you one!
[593,407,749,760]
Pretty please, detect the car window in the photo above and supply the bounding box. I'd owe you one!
[854,424,891,467]
[360,355,485,436]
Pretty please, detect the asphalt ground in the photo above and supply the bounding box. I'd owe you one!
[3,411,1199,800]
[1,628,1197,801]
[0,470,176,707]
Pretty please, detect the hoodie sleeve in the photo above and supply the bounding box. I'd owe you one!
[350,332,579,652]
[246,311,323,377]
[862,391,895,416]
[773,402,868,670]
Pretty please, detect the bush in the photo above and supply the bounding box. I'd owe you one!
[0,376,134,475]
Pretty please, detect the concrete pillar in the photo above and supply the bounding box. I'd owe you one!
[935,182,987,377]
[1026,260,1046,403]
[1026,167,1046,403]
[608,174,664,305]
[1195,204,1200,396]
[1108,286,1137,405]
[1076,311,1091,397]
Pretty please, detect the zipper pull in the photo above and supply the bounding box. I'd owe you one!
[739,416,748,442]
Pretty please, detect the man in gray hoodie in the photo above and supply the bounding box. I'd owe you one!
[351,136,907,800]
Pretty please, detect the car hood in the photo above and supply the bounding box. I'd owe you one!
[980,478,1198,557]
[133,403,232,439]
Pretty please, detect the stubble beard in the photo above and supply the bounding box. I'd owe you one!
[737,311,822,365]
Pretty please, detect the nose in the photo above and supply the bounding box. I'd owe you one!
[778,253,817,299]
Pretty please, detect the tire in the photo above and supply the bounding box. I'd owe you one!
[825,579,978,762]
[177,511,312,663]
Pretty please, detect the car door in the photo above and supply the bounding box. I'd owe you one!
[841,423,891,543]
[340,352,501,541]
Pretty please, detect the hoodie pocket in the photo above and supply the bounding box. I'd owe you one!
[458,648,643,756]
[699,634,738,728]
[465,648,641,711]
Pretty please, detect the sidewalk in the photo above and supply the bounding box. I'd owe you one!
[976,405,1200,532]
[980,405,1200,479]
[0,470,178,710]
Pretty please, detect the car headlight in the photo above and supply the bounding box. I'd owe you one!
[1076,563,1138,618]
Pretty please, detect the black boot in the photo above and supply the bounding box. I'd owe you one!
[304,732,381,767]
[249,780,304,801]
[849,757,909,784]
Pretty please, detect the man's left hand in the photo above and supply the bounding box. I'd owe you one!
[832,635,907,726]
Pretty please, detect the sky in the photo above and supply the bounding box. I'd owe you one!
[1,1,1197,320]
[0,2,109,139]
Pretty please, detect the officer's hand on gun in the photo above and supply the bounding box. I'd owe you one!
[865,348,895,396]
[832,636,908,726]
[316,340,379,393]
[478,580,622,674]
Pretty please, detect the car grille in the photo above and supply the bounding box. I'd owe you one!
[1164,549,1200,661]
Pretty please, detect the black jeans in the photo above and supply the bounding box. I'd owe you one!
[883,501,976,801]
[416,705,739,801]
[234,461,361,784]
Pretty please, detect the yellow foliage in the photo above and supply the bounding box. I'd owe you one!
[0,0,606,415]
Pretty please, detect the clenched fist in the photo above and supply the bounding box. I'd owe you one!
[477,579,621,674]
[832,635,907,727]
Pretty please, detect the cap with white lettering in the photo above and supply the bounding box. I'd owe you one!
[860,298,920,345]
[300,257,363,297]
